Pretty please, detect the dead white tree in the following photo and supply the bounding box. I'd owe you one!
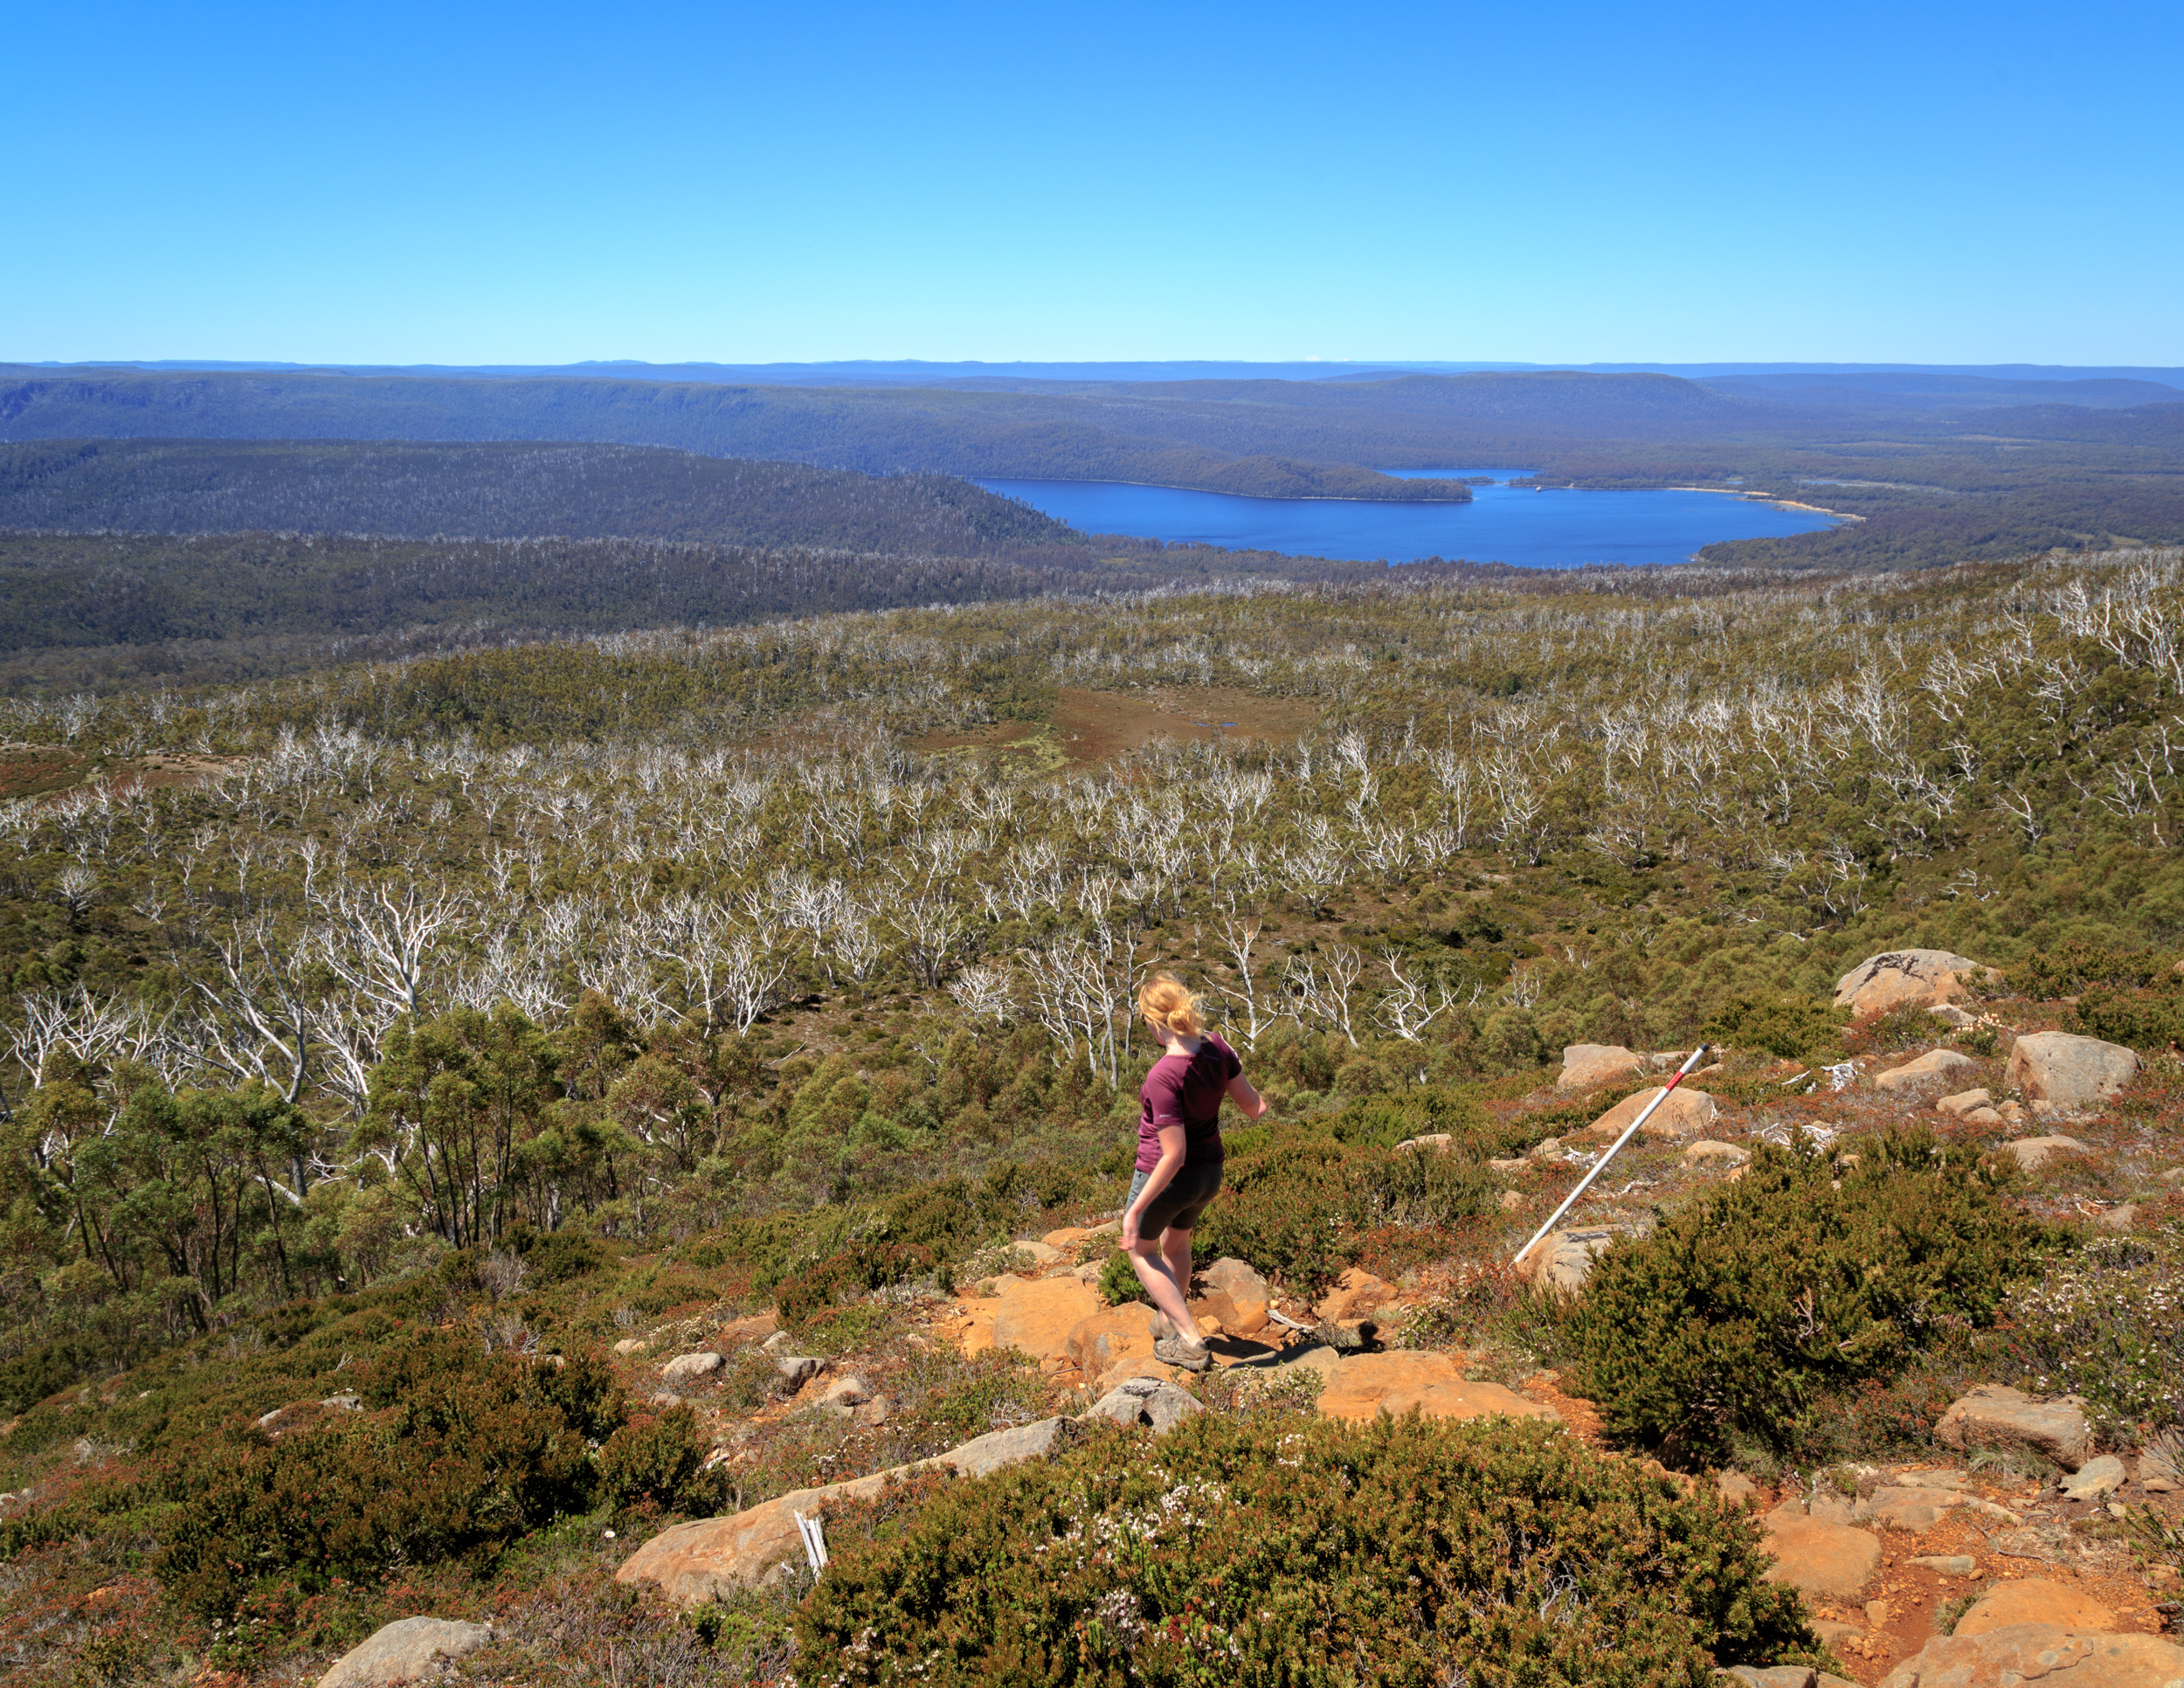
[1284,943,1365,1046]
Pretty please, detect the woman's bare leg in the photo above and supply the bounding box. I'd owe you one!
[1126,1237,1203,1343]
[1160,1227,1195,1310]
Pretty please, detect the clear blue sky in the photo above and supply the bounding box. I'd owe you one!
[6,0,2179,366]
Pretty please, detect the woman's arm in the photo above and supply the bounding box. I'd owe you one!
[1121,1124,1188,1249]
[1225,1073,1268,1119]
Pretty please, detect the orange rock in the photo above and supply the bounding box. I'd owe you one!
[1833,950,1993,1016]
[1759,1515,1883,1599]
[990,1276,1102,1362]
[1199,1257,1271,1334]
[1314,1267,1397,1324]
[1574,1085,1717,1141]
[1315,1351,1560,1426]
[952,1295,1002,1355]
[1558,1044,1643,1091]
[1876,1626,2184,1687]
[1065,1305,1158,1375]
[1953,1578,2115,1637]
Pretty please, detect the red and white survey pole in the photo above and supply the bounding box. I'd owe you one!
[1512,1042,1711,1269]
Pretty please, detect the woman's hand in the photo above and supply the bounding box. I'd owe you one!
[1118,1211,1142,1251]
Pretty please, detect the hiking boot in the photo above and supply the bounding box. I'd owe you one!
[1153,1335,1213,1373]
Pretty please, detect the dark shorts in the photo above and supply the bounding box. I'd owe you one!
[1126,1159,1224,1236]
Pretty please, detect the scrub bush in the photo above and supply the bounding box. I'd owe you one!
[775,1242,947,1329]
[2065,981,2184,1055]
[1701,993,1849,1061]
[797,1412,1821,1687]
[2001,1238,2184,1434]
[598,1404,729,1516]
[154,1330,619,1622]
[1561,1131,2055,1464]
[1193,1126,1499,1295]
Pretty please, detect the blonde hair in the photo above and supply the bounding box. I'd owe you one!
[1137,973,1204,1037]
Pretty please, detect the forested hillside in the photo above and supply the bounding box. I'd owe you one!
[0,439,1088,552]
[6,364,2178,569]
[2,545,2181,1686]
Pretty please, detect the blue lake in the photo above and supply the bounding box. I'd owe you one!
[975,468,1840,569]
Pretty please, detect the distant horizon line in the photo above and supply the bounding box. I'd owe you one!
[10,356,2183,387]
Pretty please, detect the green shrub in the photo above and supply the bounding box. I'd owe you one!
[154,1330,618,1622]
[1562,1131,2056,1464]
[1701,993,1849,1060]
[797,1413,1821,1687]
[1325,1083,1486,1147]
[2008,941,2178,1000]
[2001,1239,2184,1433]
[598,1404,728,1515]
[2064,981,2184,1055]
[775,1241,947,1329]
[1097,1249,1146,1305]
[1193,1125,1499,1295]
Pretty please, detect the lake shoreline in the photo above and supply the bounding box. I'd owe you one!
[977,474,1473,505]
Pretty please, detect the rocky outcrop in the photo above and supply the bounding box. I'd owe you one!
[1996,1136,2088,1173]
[1558,1043,1642,1091]
[1933,1385,2090,1470]
[1878,1628,2184,1688]
[1314,1350,1559,1426]
[660,1352,725,1387]
[1759,1508,1883,1598]
[1314,1267,1397,1324]
[1684,1139,1749,1168]
[1064,1306,1158,1376]
[1954,1579,2115,1636]
[1079,1375,1203,1433]
[1512,1226,1628,1292]
[318,1617,493,1687]
[938,1416,1085,1478]
[1873,1048,1978,1092]
[1198,1256,1271,1335]
[1834,951,1994,1016]
[990,1276,1102,1361]
[2004,1032,2139,1113]
[1577,1085,1717,1141]
[2056,1455,2125,1501]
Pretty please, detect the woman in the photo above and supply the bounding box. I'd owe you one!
[1122,974,1266,1372]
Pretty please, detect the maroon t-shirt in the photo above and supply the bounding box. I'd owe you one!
[1136,1033,1241,1173]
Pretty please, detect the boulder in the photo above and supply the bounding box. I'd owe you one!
[2057,1454,2125,1501]
[1834,950,1993,1016]
[1953,1579,2116,1637]
[1937,1088,1992,1117]
[1064,1305,1158,1376]
[1878,1627,2184,1688]
[660,1352,724,1387]
[2138,1439,2183,1491]
[1717,1470,1762,1510]
[2094,1203,2138,1232]
[2160,1166,2184,1186]
[718,1311,778,1345]
[1931,1003,1981,1028]
[620,1417,1088,1603]
[1875,1048,1979,1092]
[612,1337,648,1355]
[2005,1032,2139,1112]
[1559,1043,1643,1091]
[1395,1132,1454,1152]
[1684,1139,1750,1167]
[1577,1085,1717,1141]
[1908,1555,1978,1576]
[1997,1136,2089,1173]
[990,1276,1103,1362]
[1759,1515,1883,1598]
[1012,1240,1066,1268]
[939,1415,1084,1478]
[1314,1267,1397,1324]
[1854,1485,1975,1531]
[1934,1386,2090,1470]
[1079,1376,1204,1434]
[853,1394,892,1427]
[774,1355,825,1387]
[1040,1220,1120,1252]
[1315,1350,1559,1426]
[1489,1156,1531,1174]
[318,1616,494,1688]
[1199,1256,1271,1335]
[820,1375,871,1409]
[1512,1226,1625,1292]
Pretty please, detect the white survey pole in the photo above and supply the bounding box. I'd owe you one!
[1513,1043,1710,1267]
